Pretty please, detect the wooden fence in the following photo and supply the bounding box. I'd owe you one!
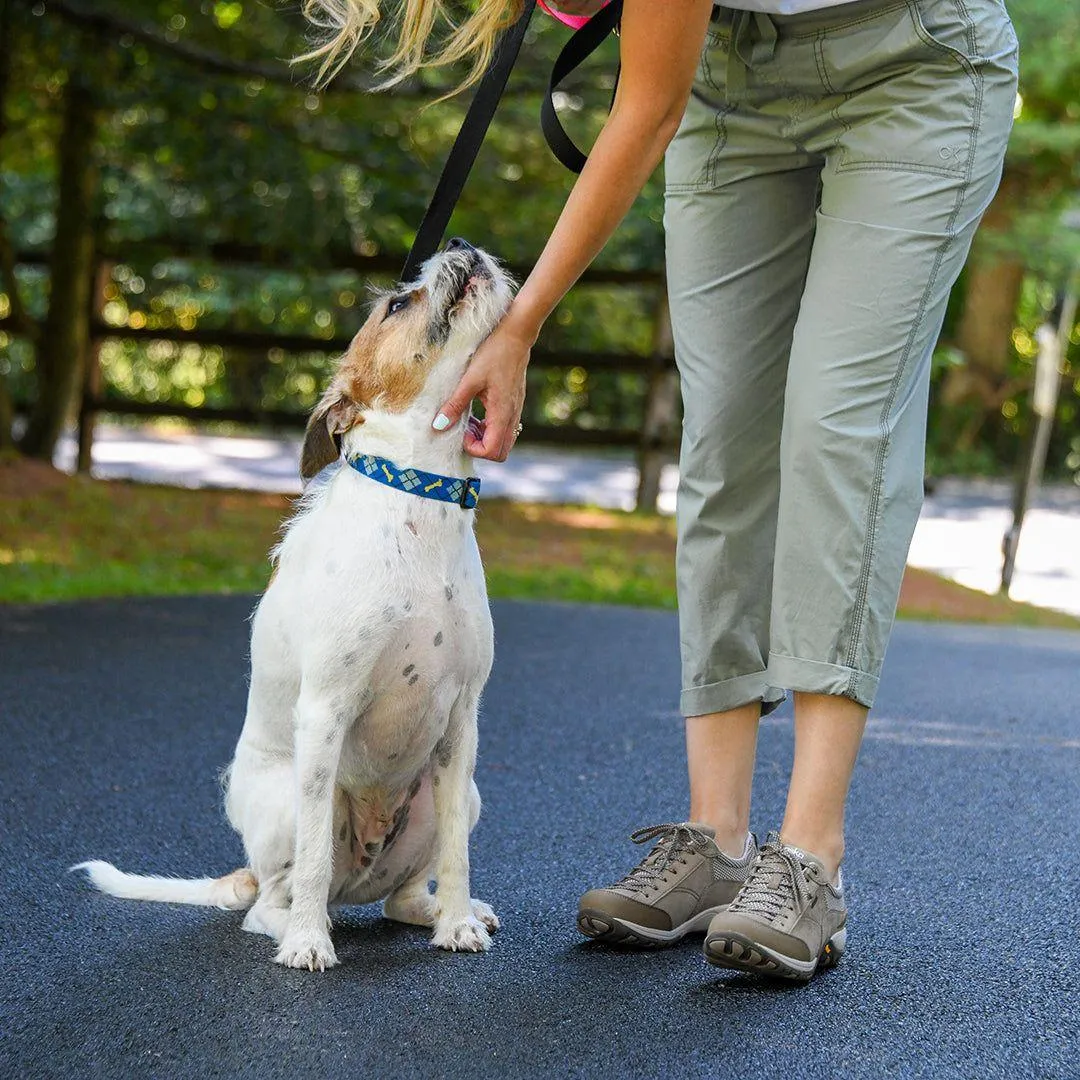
[5,245,681,510]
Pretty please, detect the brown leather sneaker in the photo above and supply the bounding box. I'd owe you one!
[577,822,757,947]
[703,832,847,980]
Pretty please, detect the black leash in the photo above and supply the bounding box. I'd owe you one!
[400,0,623,284]
[540,0,623,174]
[401,0,538,284]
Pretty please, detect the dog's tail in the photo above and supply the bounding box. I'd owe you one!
[71,861,258,910]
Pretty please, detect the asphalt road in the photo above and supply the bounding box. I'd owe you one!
[1,598,1077,1079]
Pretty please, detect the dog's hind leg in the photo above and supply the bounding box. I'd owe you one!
[385,883,498,933]
[383,867,438,927]
[242,867,290,942]
[384,782,498,932]
[225,747,296,952]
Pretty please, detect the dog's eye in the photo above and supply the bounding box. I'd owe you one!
[385,295,410,318]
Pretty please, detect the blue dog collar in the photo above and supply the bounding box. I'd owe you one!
[347,453,481,510]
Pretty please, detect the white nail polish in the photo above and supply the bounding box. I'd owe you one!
[432,413,451,431]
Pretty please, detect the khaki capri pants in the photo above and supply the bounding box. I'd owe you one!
[665,0,1018,717]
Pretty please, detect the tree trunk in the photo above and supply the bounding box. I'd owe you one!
[18,71,101,460]
[0,377,13,454]
[0,0,27,451]
[944,256,1025,395]
[940,173,1025,440]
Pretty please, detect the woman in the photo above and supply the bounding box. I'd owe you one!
[302,0,1018,979]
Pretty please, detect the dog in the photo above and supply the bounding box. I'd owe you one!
[75,240,514,970]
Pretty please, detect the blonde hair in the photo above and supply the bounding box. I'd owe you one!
[297,0,523,94]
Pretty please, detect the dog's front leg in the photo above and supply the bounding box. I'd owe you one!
[430,696,492,952]
[274,695,346,971]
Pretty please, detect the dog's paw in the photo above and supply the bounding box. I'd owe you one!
[274,933,339,971]
[383,891,437,927]
[242,903,289,941]
[470,899,499,933]
[431,915,492,953]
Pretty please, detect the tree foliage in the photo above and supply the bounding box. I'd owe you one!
[0,0,1077,480]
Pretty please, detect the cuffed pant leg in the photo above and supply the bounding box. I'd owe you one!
[665,156,820,719]
[769,4,1018,707]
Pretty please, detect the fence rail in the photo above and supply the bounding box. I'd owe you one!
[4,245,681,509]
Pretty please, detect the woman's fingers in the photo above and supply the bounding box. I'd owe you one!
[432,369,483,433]
[433,309,531,460]
[435,376,520,462]
[463,399,522,462]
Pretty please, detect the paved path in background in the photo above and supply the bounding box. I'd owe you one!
[55,424,1080,617]
[1,597,1077,1079]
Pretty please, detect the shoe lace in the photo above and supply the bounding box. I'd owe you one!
[729,834,820,924]
[610,822,714,895]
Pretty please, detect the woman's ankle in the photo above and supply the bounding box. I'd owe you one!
[687,811,751,860]
[777,825,844,880]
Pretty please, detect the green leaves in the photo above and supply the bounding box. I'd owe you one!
[213,3,244,31]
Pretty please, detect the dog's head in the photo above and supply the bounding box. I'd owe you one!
[300,240,514,480]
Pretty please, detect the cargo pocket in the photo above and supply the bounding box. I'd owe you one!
[827,0,982,177]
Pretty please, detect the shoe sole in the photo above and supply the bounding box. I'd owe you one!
[703,926,846,981]
[577,905,727,947]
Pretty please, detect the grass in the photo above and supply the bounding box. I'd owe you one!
[2,460,1078,630]
[0,466,285,603]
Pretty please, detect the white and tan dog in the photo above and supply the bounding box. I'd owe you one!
[76,240,514,970]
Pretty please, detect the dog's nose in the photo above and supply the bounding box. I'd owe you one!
[445,237,475,253]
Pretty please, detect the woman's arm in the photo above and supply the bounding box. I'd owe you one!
[433,0,715,461]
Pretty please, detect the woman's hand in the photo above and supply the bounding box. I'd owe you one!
[433,0,713,462]
[431,305,536,462]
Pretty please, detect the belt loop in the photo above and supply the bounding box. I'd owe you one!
[727,9,749,100]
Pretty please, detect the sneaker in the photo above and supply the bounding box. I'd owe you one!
[577,822,757,947]
[703,832,847,980]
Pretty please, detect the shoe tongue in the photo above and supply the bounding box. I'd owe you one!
[780,839,826,878]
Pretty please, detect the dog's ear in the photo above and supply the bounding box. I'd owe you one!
[300,386,363,481]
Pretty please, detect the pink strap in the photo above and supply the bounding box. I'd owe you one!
[537,0,600,29]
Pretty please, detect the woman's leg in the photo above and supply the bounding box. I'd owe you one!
[705,0,1018,979]
[766,0,1018,710]
[781,693,867,877]
[576,17,822,945]
[667,16,823,869]
[685,703,760,858]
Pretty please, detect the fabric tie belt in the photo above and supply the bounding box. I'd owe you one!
[717,6,779,98]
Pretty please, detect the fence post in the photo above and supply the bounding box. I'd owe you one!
[76,257,110,473]
[1000,284,1077,595]
[635,288,677,512]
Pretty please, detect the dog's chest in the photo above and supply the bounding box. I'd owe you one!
[344,584,489,765]
[335,514,491,780]
[376,593,483,702]
[271,477,492,780]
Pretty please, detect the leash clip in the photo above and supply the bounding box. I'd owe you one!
[460,477,481,509]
